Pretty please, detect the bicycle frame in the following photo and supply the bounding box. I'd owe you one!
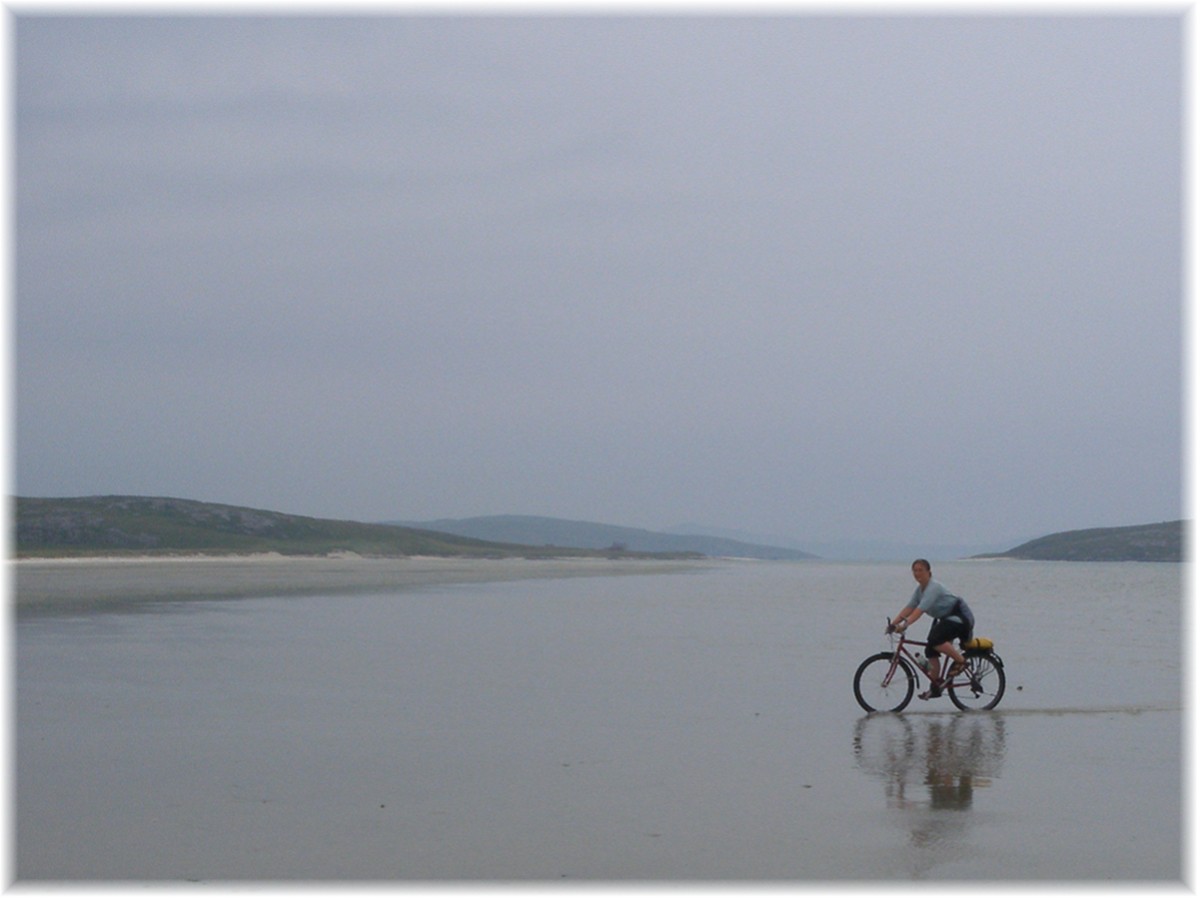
[883,631,972,693]
[856,619,1004,712]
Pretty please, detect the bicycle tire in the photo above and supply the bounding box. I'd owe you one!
[947,650,1006,711]
[854,652,915,712]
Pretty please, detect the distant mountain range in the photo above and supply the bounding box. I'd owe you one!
[14,496,1185,563]
[664,522,1002,562]
[387,515,818,560]
[393,515,1188,563]
[979,520,1185,562]
[13,497,697,560]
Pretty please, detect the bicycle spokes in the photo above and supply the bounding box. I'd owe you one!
[946,653,1006,711]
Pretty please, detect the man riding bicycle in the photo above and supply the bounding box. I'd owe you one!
[887,559,970,701]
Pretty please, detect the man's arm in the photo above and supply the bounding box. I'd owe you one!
[889,607,924,631]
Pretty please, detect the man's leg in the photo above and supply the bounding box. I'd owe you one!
[936,641,966,679]
[926,652,942,683]
[919,651,945,699]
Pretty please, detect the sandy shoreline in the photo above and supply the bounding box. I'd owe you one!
[11,555,716,614]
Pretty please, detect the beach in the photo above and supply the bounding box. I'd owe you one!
[13,559,1183,880]
[12,554,713,614]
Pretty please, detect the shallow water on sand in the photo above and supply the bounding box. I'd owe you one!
[13,560,1184,882]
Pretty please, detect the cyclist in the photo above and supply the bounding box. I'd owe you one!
[886,559,970,700]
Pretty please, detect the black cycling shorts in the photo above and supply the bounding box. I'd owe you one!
[926,618,969,657]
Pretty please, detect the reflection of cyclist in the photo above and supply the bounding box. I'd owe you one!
[924,720,975,810]
[852,714,1007,877]
[887,559,969,700]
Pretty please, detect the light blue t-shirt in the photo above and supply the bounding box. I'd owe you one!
[910,580,964,622]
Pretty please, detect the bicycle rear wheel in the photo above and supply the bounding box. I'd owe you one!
[947,651,1006,711]
[854,652,915,712]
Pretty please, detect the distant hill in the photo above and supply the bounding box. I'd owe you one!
[388,515,818,560]
[667,522,999,562]
[978,520,1185,562]
[13,496,698,560]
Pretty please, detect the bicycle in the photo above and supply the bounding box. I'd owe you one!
[853,618,1006,712]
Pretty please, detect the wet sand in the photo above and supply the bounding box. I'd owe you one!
[14,560,1183,880]
[13,555,713,614]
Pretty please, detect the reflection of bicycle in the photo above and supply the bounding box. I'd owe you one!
[852,713,1008,811]
[854,619,1006,712]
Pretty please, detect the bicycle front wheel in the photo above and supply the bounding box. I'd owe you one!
[947,651,1006,711]
[854,652,915,712]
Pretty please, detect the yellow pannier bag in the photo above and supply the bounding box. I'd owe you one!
[963,637,994,651]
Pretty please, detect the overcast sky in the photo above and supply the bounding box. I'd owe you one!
[14,13,1184,551]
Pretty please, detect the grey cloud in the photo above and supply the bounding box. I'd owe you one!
[15,14,1183,547]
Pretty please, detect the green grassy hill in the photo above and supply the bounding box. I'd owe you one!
[980,520,1185,562]
[14,496,699,560]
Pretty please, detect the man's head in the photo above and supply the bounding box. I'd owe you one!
[911,558,932,587]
